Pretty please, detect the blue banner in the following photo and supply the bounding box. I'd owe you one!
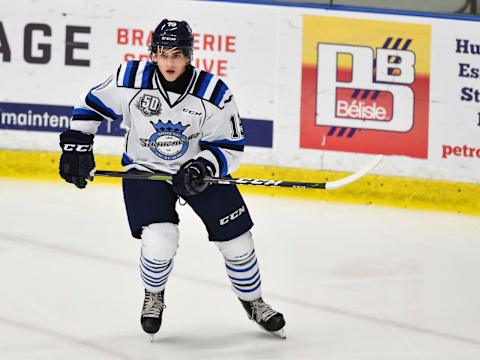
[0,102,273,147]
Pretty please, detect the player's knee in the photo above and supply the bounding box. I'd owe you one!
[214,230,254,258]
[141,222,179,260]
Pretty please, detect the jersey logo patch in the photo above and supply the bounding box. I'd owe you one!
[140,120,193,160]
[136,94,161,116]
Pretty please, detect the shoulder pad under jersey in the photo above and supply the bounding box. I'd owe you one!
[116,60,156,89]
[190,69,233,108]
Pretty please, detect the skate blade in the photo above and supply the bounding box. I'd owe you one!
[256,324,287,339]
[273,328,286,339]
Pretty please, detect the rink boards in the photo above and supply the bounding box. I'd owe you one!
[0,0,479,214]
[1,149,478,216]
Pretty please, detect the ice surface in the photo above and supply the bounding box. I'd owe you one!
[0,179,479,360]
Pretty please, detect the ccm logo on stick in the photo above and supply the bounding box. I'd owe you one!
[219,206,246,226]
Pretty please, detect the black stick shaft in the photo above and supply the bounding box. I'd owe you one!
[94,170,326,189]
[93,155,382,191]
[204,177,326,189]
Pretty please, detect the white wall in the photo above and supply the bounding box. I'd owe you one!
[0,0,479,184]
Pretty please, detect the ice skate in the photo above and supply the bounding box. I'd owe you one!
[141,289,166,338]
[240,297,286,339]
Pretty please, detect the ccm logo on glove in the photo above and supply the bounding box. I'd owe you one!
[62,144,93,152]
[59,129,95,189]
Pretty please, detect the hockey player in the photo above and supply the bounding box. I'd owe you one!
[59,19,286,339]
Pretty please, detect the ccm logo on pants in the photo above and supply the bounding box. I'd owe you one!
[219,206,245,226]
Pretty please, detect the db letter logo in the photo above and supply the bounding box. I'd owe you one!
[316,44,415,132]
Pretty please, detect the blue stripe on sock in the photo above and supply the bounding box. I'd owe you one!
[228,269,260,282]
[232,280,262,293]
[225,253,256,267]
[225,259,257,273]
[140,259,172,274]
[141,274,168,288]
[140,266,172,283]
[231,274,261,288]
[141,255,171,267]
[225,250,255,263]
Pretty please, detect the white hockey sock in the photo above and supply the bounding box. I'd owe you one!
[140,253,174,293]
[140,223,179,293]
[214,231,262,302]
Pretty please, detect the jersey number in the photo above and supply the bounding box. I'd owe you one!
[229,114,244,139]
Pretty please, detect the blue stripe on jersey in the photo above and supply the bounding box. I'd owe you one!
[197,73,214,98]
[121,153,133,166]
[72,108,99,116]
[71,107,103,121]
[213,83,228,106]
[86,89,122,121]
[204,138,246,146]
[127,61,140,87]
[200,139,244,152]
[208,146,228,177]
[123,61,134,87]
[141,62,152,88]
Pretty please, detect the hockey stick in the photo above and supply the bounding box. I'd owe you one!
[94,155,383,190]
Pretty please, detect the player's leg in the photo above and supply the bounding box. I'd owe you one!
[185,184,286,338]
[215,230,286,338]
[123,175,179,335]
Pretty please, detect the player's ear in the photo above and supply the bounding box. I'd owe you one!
[150,52,157,64]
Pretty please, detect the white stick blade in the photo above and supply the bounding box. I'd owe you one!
[325,155,383,190]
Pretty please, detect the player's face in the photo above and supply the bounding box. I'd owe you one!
[153,47,189,82]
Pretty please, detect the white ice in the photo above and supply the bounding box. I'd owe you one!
[0,178,479,360]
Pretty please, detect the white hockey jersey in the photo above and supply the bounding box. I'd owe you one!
[70,60,245,177]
